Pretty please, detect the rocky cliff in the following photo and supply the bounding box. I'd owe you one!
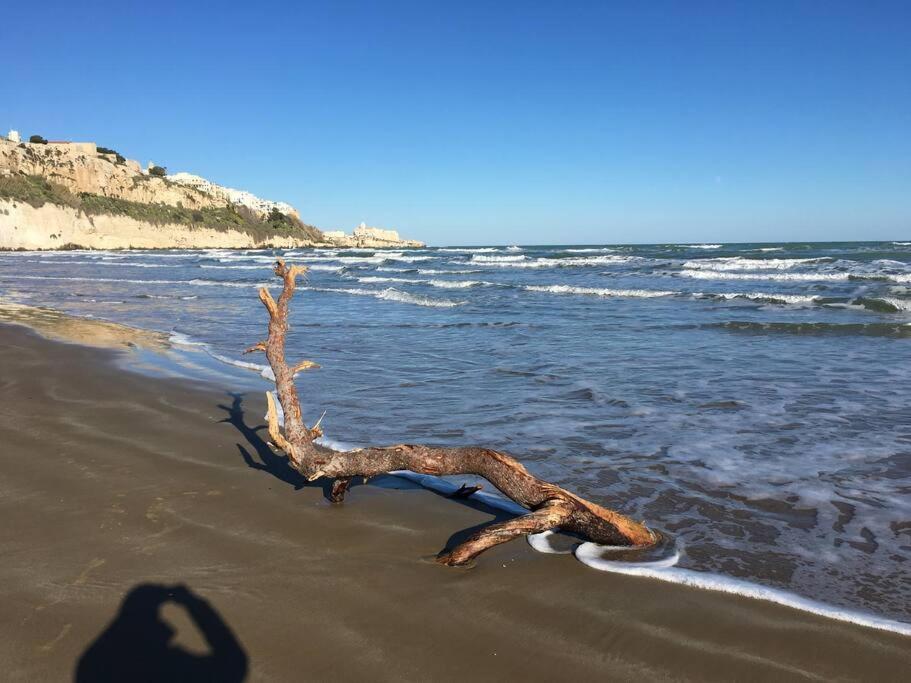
[0,139,220,211]
[0,201,316,251]
[0,136,424,250]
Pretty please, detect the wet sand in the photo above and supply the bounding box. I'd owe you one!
[0,323,908,681]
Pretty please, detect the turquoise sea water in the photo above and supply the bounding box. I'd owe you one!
[2,241,910,625]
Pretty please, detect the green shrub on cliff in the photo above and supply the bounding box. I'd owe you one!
[0,174,322,243]
[76,194,321,241]
[0,174,80,209]
[149,166,167,177]
[29,135,48,144]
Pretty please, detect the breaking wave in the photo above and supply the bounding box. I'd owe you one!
[302,286,464,308]
[680,269,851,282]
[524,284,677,298]
[471,254,527,263]
[356,276,491,289]
[682,257,825,271]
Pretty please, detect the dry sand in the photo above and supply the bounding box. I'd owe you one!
[0,323,908,681]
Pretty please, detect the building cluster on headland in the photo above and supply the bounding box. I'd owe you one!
[0,129,424,250]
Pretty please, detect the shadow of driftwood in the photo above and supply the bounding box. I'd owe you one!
[218,393,527,559]
[217,392,338,499]
[74,583,248,682]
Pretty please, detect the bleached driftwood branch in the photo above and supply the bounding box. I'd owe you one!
[248,260,657,565]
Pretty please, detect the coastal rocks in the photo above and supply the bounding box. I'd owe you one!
[322,222,424,248]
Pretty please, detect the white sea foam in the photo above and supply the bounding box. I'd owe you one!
[574,543,911,637]
[683,257,823,271]
[168,331,207,347]
[526,530,574,554]
[525,284,677,298]
[216,255,278,264]
[357,276,491,290]
[417,268,483,275]
[317,252,435,265]
[168,332,276,380]
[302,286,464,308]
[469,255,635,268]
[357,276,423,285]
[554,256,635,266]
[563,247,617,253]
[199,264,269,270]
[305,264,345,272]
[2,274,268,288]
[685,244,723,249]
[680,269,851,282]
[187,279,269,288]
[208,352,275,380]
[879,297,911,312]
[37,260,181,268]
[471,254,527,263]
[506,245,522,252]
[893,242,911,246]
[438,247,502,253]
[387,254,434,262]
[371,467,911,636]
[4,274,185,285]
[707,292,821,305]
[427,279,487,289]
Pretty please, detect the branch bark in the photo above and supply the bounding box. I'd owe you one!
[253,259,658,565]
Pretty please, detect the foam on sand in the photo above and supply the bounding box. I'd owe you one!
[391,469,911,637]
[169,332,276,380]
[574,542,911,637]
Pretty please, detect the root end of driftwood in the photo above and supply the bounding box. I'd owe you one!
[252,258,657,564]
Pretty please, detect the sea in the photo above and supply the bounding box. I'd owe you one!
[2,240,910,632]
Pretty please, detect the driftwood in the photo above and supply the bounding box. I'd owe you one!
[248,260,658,565]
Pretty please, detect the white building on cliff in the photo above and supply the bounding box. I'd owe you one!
[168,171,299,218]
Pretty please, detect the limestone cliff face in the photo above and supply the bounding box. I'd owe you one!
[0,137,425,250]
[0,201,316,250]
[0,139,219,211]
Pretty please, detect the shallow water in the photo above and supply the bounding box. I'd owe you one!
[2,241,910,625]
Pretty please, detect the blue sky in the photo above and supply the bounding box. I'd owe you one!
[2,1,909,245]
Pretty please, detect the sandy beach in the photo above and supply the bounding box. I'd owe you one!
[0,321,908,681]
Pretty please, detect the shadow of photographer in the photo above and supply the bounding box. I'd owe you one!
[75,583,248,682]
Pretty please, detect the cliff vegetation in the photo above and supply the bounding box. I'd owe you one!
[0,173,322,243]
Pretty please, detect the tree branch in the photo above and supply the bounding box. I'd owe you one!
[251,259,658,565]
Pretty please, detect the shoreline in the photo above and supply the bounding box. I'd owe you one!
[0,243,427,253]
[0,320,909,680]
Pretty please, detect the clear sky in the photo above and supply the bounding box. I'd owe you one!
[2,1,909,245]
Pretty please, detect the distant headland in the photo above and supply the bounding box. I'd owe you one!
[0,129,424,250]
